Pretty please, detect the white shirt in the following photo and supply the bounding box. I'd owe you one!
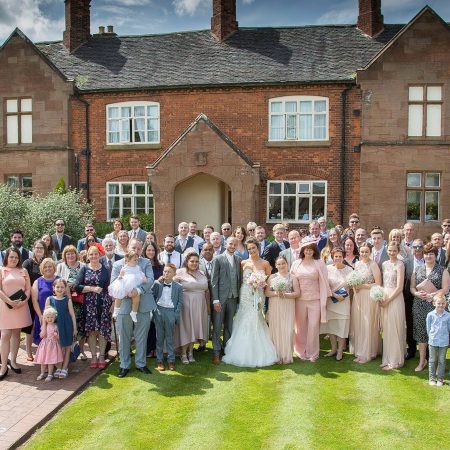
[159,250,183,269]
[225,251,235,267]
[157,283,174,308]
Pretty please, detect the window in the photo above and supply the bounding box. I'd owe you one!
[408,86,442,137]
[269,96,328,141]
[406,172,440,222]
[107,182,154,220]
[5,98,32,144]
[5,174,33,194]
[107,102,160,144]
[267,180,327,223]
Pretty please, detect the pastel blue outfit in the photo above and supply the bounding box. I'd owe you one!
[49,295,74,347]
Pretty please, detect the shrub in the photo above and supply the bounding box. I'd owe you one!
[94,222,114,239]
[53,177,67,194]
[120,212,154,231]
[0,184,29,247]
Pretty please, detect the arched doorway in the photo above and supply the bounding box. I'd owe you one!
[174,173,230,230]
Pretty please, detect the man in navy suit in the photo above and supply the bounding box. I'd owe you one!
[76,223,102,252]
[51,218,73,260]
[304,221,327,252]
[8,229,30,262]
[263,223,290,273]
[255,226,269,257]
[100,238,123,275]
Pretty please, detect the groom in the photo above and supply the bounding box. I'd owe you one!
[210,237,242,364]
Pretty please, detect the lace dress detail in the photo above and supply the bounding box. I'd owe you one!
[354,260,375,284]
[222,269,278,367]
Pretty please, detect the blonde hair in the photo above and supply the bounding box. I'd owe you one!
[39,257,57,274]
[433,293,447,305]
[43,306,57,321]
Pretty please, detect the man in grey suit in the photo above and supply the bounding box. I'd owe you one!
[280,230,301,269]
[431,232,447,267]
[371,228,388,270]
[128,215,147,243]
[111,238,155,377]
[210,237,241,364]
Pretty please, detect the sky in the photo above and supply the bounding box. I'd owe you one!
[1,0,450,44]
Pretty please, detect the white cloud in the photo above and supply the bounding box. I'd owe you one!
[242,0,255,4]
[172,0,209,16]
[0,0,64,43]
[317,6,356,25]
[110,0,153,6]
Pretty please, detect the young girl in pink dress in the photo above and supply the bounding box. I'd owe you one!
[34,307,63,382]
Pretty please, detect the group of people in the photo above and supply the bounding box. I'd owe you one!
[0,215,449,387]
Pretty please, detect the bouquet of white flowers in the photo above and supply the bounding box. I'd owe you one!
[270,276,287,292]
[369,285,385,302]
[246,272,267,290]
[346,271,366,288]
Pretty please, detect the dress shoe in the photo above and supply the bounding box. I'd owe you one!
[405,351,416,360]
[136,366,152,374]
[0,367,9,380]
[168,363,175,371]
[212,356,220,365]
[8,363,22,374]
[118,368,129,378]
[157,362,165,371]
[196,345,206,352]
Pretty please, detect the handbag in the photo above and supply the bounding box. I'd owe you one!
[71,291,84,305]
[331,287,349,304]
[6,289,27,310]
[416,278,437,294]
[70,340,81,362]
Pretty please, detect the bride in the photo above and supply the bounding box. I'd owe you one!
[222,237,278,367]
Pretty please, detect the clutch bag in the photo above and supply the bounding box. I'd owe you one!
[415,279,437,294]
[6,289,27,309]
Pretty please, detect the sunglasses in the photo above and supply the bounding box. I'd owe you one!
[413,245,424,249]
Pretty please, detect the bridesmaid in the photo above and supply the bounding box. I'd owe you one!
[380,241,406,370]
[291,242,330,362]
[350,242,382,363]
[174,251,209,364]
[266,256,300,364]
[320,247,353,361]
[0,248,32,379]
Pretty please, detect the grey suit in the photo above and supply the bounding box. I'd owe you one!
[210,252,242,357]
[280,248,299,270]
[436,248,447,267]
[128,228,147,243]
[111,257,155,369]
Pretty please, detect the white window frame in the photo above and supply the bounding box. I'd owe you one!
[268,96,329,142]
[5,98,32,144]
[5,174,33,194]
[408,85,442,137]
[267,180,327,223]
[106,181,154,221]
[106,101,160,145]
[406,172,440,223]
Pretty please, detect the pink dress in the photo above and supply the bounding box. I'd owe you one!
[0,267,32,329]
[34,323,64,365]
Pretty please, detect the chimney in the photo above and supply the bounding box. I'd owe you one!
[358,0,384,37]
[211,0,238,41]
[63,0,91,53]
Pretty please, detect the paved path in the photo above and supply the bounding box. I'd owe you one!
[0,344,116,449]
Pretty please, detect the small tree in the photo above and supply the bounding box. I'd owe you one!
[54,177,67,194]
[0,184,28,248]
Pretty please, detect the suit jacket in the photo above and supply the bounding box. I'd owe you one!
[258,239,270,256]
[51,233,73,260]
[210,252,242,302]
[263,240,290,273]
[128,228,147,243]
[100,253,123,276]
[436,248,447,267]
[111,257,156,313]
[371,246,389,270]
[152,280,183,319]
[212,245,226,257]
[199,257,213,280]
[174,235,195,254]
[76,236,102,253]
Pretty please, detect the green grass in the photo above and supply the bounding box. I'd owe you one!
[25,343,450,450]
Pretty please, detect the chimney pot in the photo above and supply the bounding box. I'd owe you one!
[211,0,238,41]
[358,0,384,37]
[107,25,114,33]
[98,26,105,34]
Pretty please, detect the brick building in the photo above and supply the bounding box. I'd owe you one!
[0,0,447,237]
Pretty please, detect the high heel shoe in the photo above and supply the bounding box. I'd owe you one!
[0,367,9,380]
[8,362,22,374]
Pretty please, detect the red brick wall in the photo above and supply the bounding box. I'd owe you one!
[73,83,362,229]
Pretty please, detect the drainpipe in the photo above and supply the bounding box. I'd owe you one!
[340,84,352,226]
[74,93,91,202]
[74,153,80,190]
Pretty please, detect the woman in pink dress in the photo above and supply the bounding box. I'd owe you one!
[350,242,382,363]
[380,241,406,370]
[266,255,300,364]
[290,242,331,362]
[174,251,209,364]
[0,248,32,380]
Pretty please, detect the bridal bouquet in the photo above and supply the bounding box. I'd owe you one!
[346,271,366,288]
[247,272,267,290]
[270,276,287,293]
[369,285,385,302]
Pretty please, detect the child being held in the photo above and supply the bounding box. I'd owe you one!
[110,251,147,323]
[34,307,64,382]
[426,294,450,386]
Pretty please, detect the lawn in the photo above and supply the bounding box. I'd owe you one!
[24,343,450,450]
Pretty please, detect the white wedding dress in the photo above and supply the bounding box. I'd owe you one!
[222,268,278,367]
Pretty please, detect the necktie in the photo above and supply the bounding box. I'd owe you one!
[133,231,136,238]
[167,253,172,263]
[374,251,380,263]
[108,259,112,271]
[207,262,212,273]
[163,283,171,288]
